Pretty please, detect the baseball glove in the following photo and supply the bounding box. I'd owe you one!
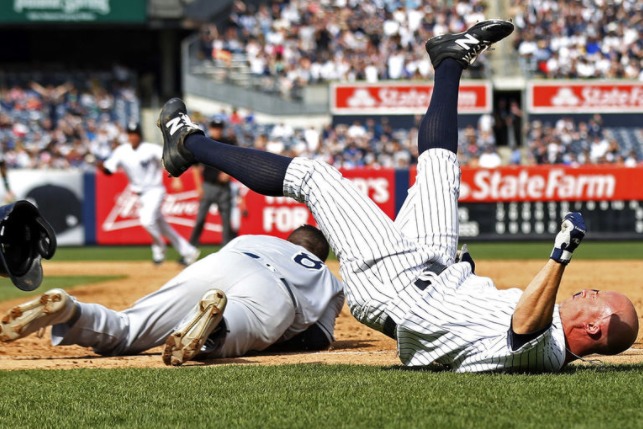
[0,200,57,291]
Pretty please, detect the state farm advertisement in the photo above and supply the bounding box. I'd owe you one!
[95,169,227,245]
[528,81,643,113]
[331,81,491,115]
[237,168,397,239]
[410,165,643,202]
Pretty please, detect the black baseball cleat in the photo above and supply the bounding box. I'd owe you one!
[425,19,515,69]
[157,98,204,177]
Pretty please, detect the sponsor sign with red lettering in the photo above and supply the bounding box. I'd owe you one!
[331,81,491,115]
[95,169,227,245]
[528,81,643,113]
[238,168,397,239]
[410,165,643,202]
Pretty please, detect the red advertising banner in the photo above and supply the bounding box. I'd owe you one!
[410,165,643,202]
[528,81,643,113]
[95,169,227,245]
[331,81,491,115]
[237,168,398,239]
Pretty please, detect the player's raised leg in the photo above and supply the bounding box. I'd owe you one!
[395,19,514,264]
[157,101,418,278]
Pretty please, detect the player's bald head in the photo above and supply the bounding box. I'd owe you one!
[287,225,330,262]
[560,289,639,357]
[599,291,639,355]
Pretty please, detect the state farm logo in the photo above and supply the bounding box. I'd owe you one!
[102,189,222,232]
[551,87,580,106]
[340,85,485,111]
[347,89,377,107]
[535,83,643,111]
[462,169,616,201]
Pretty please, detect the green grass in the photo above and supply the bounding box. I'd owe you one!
[50,246,222,261]
[455,241,643,260]
[0,275,125,302]
[0,364,641,429]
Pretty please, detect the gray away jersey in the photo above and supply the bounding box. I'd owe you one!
[223,235,345,341]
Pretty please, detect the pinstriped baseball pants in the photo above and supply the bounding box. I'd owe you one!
[283,149,461,332]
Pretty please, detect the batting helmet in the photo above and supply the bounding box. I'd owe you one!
[0,200,57,291]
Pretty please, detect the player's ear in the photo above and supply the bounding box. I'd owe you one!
[585,322,601,336]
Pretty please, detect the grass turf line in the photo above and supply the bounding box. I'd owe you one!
[0,364,641,428]
[0,275,126,302]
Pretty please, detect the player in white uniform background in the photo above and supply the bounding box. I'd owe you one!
[0,225,345,366]
[154,19,638,373]
[98,123,200,266]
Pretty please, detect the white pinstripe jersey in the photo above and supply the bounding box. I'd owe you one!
[396,262,567,372]
[283,150,567,373]
[103,142,163,193]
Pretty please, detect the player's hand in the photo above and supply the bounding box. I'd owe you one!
[550,212,586,265]
[455,243,475,273]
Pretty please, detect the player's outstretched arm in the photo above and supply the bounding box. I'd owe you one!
[512,212,586,334]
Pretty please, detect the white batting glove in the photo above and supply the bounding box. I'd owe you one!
[550,212,586,265]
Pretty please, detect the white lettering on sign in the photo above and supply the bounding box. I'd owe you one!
[471,170,616,200]
[14,0,111,14]
[580,86,643,108]
[263,207,310,232]
[349,178,390,203]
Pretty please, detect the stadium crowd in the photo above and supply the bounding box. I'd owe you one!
[0,73,140,170]
[1,76,640,170]
[510,0,641,79]
[195,0,491,98]
[195,0,642,98]
[1,0,641,170]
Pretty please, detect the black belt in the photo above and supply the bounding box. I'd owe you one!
[382,260,448,339]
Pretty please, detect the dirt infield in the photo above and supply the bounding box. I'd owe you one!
[1,259,642,370]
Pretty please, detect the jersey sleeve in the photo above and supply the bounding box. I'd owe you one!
[102,148,121,173]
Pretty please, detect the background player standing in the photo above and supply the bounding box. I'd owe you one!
[189,117,236,247]
[0,225,345,366]
[155,19,638,373]
[97,122,200,266]
[0,149,15,203]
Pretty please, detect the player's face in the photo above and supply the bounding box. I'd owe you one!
[559,289,608,322]
[128,132,141,148]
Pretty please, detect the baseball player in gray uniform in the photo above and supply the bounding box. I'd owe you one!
[97,123,200,266]
[0,225,345,366]
[154,19,638,373]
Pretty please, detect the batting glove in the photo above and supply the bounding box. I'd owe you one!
[550,212,586,265]
[455,243,475,273]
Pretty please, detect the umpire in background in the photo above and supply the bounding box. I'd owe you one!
[189,117,236,246]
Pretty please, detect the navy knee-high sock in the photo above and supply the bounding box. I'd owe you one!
[417,59,464,154]
[185,135,292,196]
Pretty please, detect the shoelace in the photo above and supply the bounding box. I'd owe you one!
[462,42,491,65]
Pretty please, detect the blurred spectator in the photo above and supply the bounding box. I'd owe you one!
[478,145,503,168]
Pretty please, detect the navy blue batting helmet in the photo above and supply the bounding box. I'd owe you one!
[0,200,57,291]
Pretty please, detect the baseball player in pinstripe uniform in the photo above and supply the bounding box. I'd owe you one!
[153,19,639,373]
[0,225,344,366]
[97,122,200,266]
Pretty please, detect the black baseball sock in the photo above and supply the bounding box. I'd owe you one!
[185,135,292,196]
[417,59,464,154]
